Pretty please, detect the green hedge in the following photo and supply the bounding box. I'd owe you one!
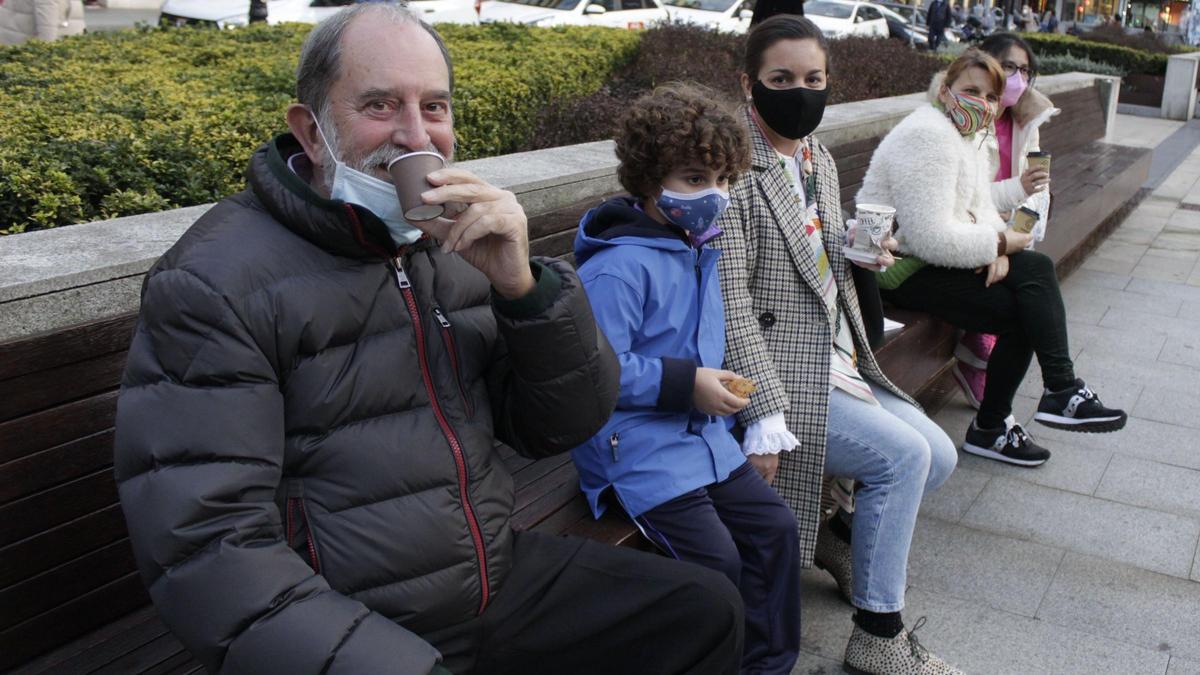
[0,23,639,233]
[1023,33,1168,76]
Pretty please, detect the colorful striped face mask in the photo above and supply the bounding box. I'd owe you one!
[944,89,994,137]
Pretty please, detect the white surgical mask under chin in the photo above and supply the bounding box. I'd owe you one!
[312,115,424,248]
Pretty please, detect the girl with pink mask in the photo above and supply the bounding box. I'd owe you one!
[858,49,1126,470]
[954,33,1058,411]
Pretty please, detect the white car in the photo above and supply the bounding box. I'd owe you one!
[803,0,888,38]
[662,0,754,33]
[160,0,477,28]
[479,0,668,30]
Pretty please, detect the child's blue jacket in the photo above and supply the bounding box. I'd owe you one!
[571,197,745,518]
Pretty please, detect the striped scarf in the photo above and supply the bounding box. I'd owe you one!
[779,142,878,406]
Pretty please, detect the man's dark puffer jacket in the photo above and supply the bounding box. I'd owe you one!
[113,134,620,674]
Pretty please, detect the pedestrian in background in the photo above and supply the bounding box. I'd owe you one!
[752,0,804,25]
[926,0,952,50]
[0,0,84,45]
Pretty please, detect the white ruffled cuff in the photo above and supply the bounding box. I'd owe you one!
[742,412,800,456]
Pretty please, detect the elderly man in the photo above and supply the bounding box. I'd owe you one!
[113,5,743,674]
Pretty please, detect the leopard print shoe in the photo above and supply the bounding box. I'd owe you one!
[814,517,853,604]
[843,618,964,675]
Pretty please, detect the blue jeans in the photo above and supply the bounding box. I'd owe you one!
[823,383,958,612]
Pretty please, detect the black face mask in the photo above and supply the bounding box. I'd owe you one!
[751,80,828,140]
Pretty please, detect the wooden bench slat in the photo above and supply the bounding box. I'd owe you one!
[0,572,148,672]
[0,391,118,465]
[90,632,189,675]
[0,429,115,504]
[0,506,128,589]
[6,606,164,675]
[1,538,137,632]
[530,229,577,259]
[0,469,120,548]
[0,353,127,425]
[0,314,136,382]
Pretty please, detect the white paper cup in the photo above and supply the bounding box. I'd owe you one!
[847,203,896,263]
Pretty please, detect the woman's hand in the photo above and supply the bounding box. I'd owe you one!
[1020,165,1050,196]
[1003,229,1034,254]
[845,220,899,271]
[977,254,1010,287]
[694,368,751,416]
[748,453,780,485]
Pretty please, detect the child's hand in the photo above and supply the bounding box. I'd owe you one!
[694,368,751,416]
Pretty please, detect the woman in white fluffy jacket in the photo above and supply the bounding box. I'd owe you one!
[953,33,1059,411]
[857,49,1126,468]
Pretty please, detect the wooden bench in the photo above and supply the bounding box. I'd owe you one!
[2,81,1149,674]
[0,309,640,674]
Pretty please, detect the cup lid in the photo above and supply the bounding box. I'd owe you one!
[855,203,897,214]
[387,151,447,171]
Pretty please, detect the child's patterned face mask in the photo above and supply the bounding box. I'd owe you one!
[944,89,995,137]
[656,187,731,247]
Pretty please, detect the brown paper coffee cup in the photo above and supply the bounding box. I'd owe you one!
[1027,151,1051,174]
[387,152,447,222]
[1013,206,1039,234]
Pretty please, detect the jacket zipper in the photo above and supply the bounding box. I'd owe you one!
[433,307,475,419]
[285,496,321,573]
[609,432,620,462]
[394,261,490,614]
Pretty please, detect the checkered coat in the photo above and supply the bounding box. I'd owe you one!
[714,111,914,565]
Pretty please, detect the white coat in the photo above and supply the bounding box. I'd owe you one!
[856,103,1007,269]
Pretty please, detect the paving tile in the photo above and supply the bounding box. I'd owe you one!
[1112,227,1163,246]
[1125,276,1200,303]
[1038,552,1200,661]
[798,568,855,661]
[1132,253,1197,284]
[960,477,1199,577]
[1095,240,1151,263]
[900,587,1169,675]
[1083,253,1139,276]
[1193,537,1199,582]
[1064,268,1132,291]
[1061,285,1184,318]
[1032,416,1200,472]
[790,650,843,675]
[1169,208,1200,231]
[1096,455,1200,520]
[907,518,1063,617]
[1154,230,1200,252]
[1073,349,1196,396]
[930,394,1039,434]
[1169,656,1200,675]
[919,465,991,524]
[1134,384,1200,429]
[1190,264,1200,287]
[1180,296,1200,317]
[1098,306,1200,340]
[1159,335,1200,368]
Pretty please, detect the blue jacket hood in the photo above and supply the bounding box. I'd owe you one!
[574,196,691,268]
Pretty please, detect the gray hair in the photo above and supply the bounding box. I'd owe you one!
[295,3,454,120]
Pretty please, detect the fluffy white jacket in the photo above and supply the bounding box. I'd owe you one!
[856,104,1006,269]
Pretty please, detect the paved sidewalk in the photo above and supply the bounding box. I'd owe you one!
[793,115,1200,674]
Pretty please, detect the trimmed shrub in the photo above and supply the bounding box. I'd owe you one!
[524,25,942,152]
[0,23,638,233]
[1023,33,1168,75]
[1035,51,1127,77]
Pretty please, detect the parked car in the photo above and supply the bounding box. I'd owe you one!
[479,0,667,28]
[160,0,477,28]
[662,0,755,33]
[803,0,888,38]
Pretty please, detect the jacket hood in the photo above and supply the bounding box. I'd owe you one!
[574,197,691,267]
[926,71,1059,128]
[247,133,408,261]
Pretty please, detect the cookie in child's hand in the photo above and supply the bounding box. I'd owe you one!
[723,378,757,399]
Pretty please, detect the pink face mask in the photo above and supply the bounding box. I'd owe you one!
[1000,70,1028,108]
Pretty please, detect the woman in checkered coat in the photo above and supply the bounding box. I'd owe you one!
[713,15,962,674]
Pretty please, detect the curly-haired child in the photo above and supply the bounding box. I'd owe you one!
[570,84,801,675]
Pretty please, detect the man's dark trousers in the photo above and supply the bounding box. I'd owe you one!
[426,532,745,674]
[633,462,802,675]
[928,0,947,50]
